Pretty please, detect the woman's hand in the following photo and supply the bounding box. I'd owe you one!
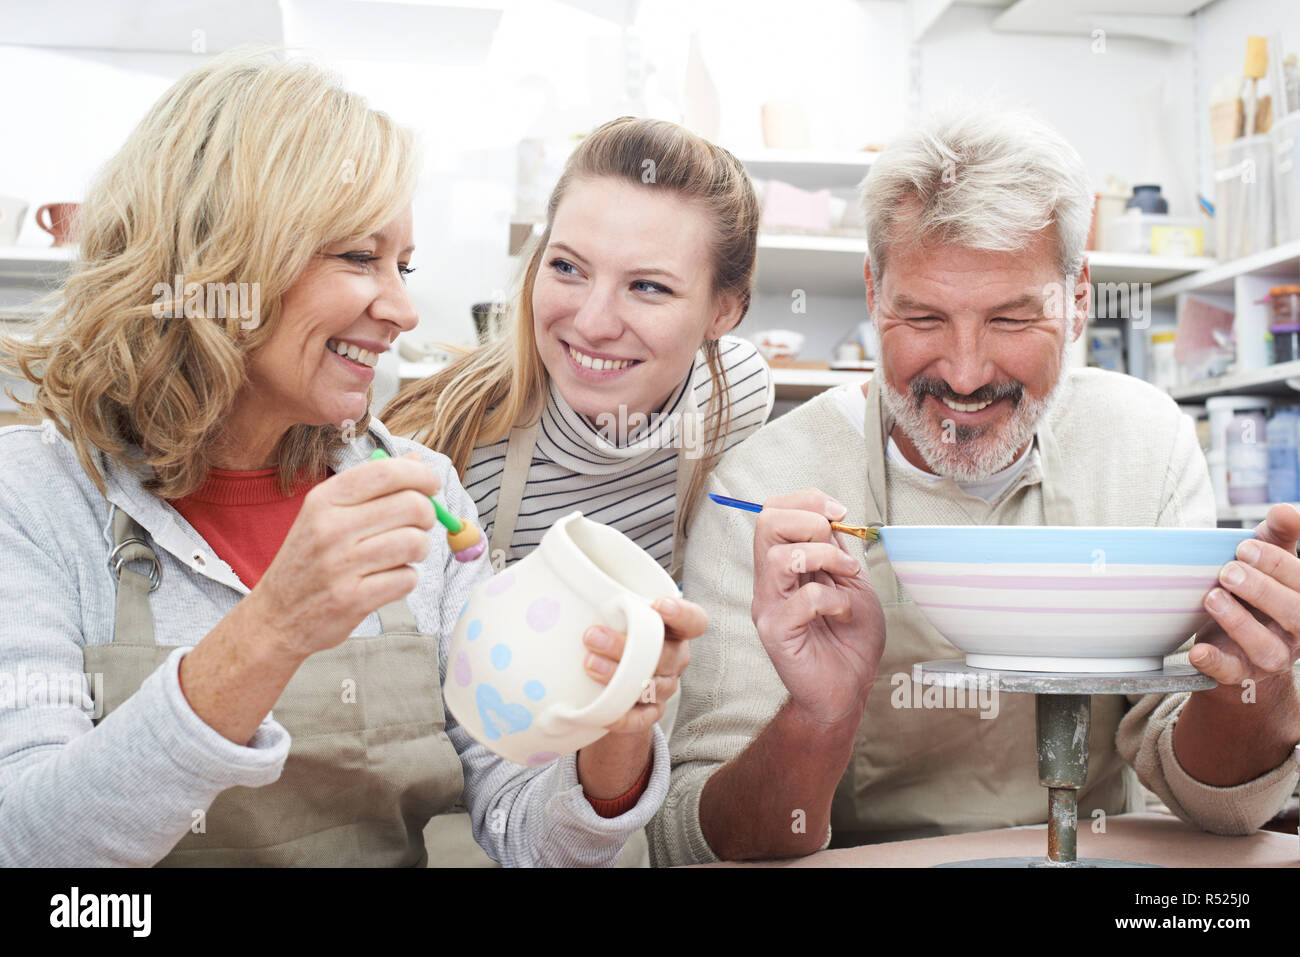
[574,596,705,800]
[181,452,442,745]
[253,451,440,661]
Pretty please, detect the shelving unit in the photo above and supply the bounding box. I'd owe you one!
[1150,239,1300,302]
[736,149,874,191]
[1169,360,1300,402]
[1216,503,1293,525]
[1086,251,1216,286]
[754,233,868,298]
[0,245,77,282]
[737,147,1227,401]
[770,364,871,402]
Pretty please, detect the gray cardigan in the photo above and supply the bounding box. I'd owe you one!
[0,418,666,866]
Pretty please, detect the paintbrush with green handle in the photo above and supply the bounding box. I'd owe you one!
[369,448,487,561]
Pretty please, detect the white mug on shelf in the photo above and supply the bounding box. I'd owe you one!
[0,195,28,246]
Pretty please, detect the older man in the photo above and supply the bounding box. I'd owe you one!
[646,108,1300,864]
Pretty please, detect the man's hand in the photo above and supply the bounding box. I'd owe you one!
[1195,504,1300,692]
[1172,504,1300,787]
[750,489,885,727]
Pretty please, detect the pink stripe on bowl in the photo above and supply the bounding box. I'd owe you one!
[917,601,1205,615]
[899,572,1209,591]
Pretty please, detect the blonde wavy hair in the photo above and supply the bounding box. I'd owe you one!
[0,46,418,499]
[383,116,759,553]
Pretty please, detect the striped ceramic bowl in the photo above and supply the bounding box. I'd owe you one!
[878,526,1257,673]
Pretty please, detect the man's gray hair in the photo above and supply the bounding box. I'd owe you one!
[859,106,1093,285]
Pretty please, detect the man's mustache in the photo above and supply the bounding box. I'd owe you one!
[909,375,1024,409]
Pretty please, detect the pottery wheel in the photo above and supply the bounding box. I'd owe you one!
[915,659,1215,868]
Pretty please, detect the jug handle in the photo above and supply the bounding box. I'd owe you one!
[539,593,665,733]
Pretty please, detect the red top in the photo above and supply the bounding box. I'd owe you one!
[169,467,649,816]
[168,467,321,587]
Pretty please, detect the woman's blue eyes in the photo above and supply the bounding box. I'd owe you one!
[549,259,670,295]
[631,279,671,294]
[340,253,415,280]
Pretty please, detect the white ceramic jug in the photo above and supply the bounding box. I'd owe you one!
[444,511,678,766]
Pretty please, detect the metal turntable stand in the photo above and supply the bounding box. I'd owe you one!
[915,659,1215,868]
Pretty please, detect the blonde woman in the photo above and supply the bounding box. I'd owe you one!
[0,49,699,867]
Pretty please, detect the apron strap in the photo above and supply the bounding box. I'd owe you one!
[488,419,541,564]
[861,377,900,606]
[1034,415,1078,527]
[668,381,701,585]
[108,504,162,647]
[377,599,419,634]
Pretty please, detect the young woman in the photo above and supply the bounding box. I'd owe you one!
[383,117,774,867]
[384,117,774,586]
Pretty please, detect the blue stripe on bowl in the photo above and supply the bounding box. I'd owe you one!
[878,526,1256,566]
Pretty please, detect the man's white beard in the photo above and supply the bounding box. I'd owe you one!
[880,337,1071,482]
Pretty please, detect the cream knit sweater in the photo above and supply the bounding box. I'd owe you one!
[648,369,1300,866]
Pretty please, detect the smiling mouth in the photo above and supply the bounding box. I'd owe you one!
[326,338,380,368]
[938,395,997,413]
[564,341,642,372]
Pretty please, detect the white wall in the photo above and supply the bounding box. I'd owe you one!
[1,0,1292,355]
[920,4,1199,215]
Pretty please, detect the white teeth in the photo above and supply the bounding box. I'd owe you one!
[568,344,633,371]
[941,396,992,413]
[327,339,379,368]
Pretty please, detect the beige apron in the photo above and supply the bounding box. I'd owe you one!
[828,378,1133,847]
[85,505,465,867]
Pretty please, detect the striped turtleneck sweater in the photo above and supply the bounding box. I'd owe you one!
[462,335,775,572]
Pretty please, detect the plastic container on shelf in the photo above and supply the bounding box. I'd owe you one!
[1214,134,1274,261]
[1226,407,1271,505]
[1208,396,1274,509]
[1125,184,1169,214]
[1271,323,1300,363]
[1267,408,1300,503]
[1272,285,1300,325]
[1103,210,1205,256]
[1148,330,1177,389]
[1273,110,1300,245]
[1087,327,1125,373]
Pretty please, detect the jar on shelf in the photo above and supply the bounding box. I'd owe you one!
[1267,407,1300,504]
[1148,330,1177,390]
[1208,396,1274,510]
[1272,287,1300,363]
[1226,404,1272,506]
